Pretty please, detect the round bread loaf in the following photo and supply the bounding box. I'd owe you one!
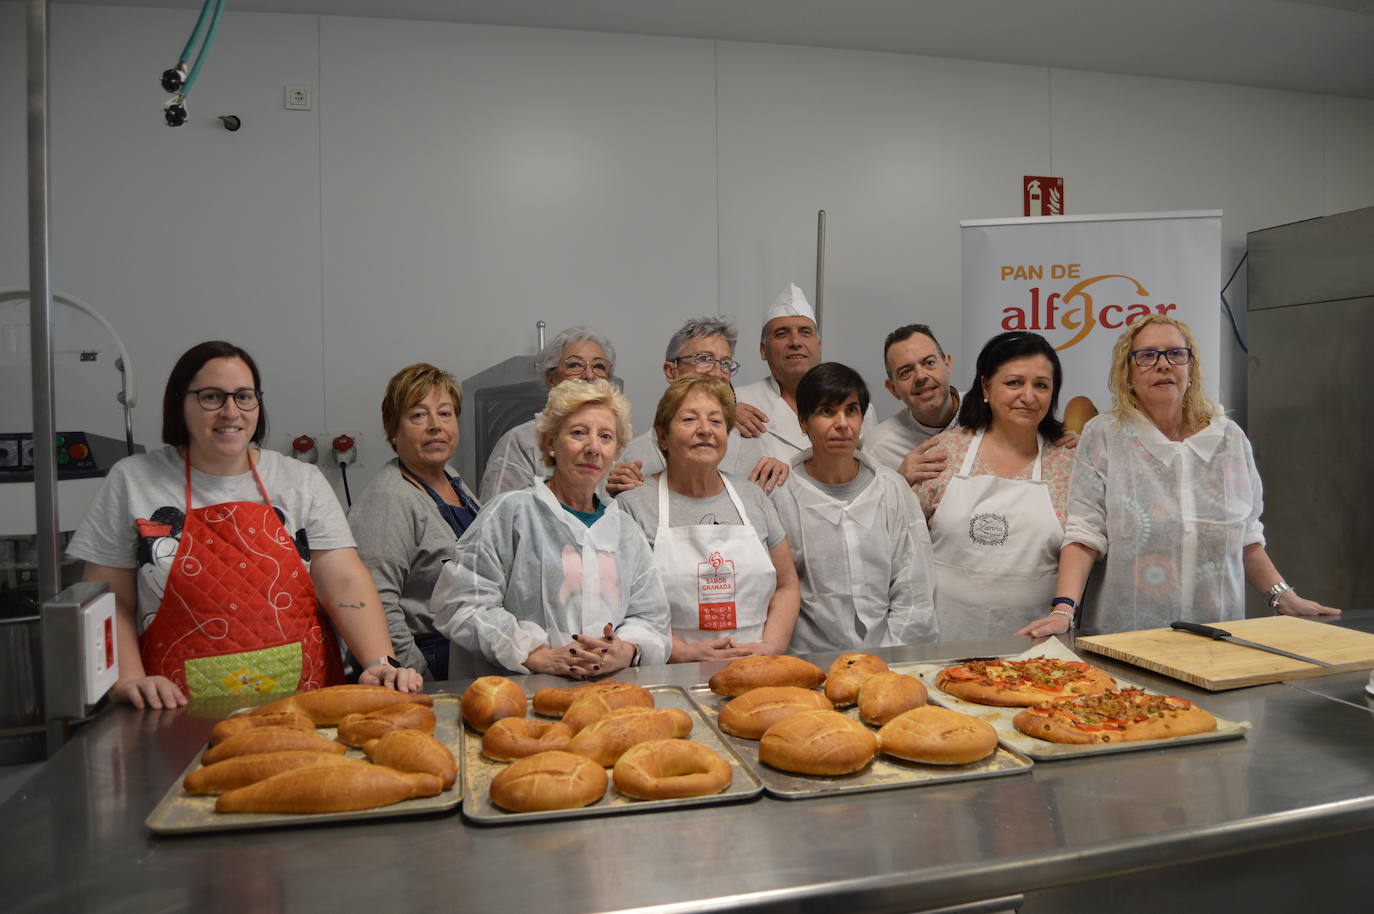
[561,684,655,734]
[718,686,833,739]
[489,750,608,812]
[758,710,877,776]
[708,655,827,697]
[567,707,693,767]
[877,705,998,765]
[482,717,573,761]
[613,739,732,800]
[532,680,642,717]
[824,653,888,707]
[857,671,928,726]
[460,676,527,733]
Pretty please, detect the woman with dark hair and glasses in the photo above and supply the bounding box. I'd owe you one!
[68,341,421,709]
[769,363,938,651]
[1017,315,1338,637]
[917,331,1075,640]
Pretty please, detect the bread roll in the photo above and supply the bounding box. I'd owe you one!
[252,684,434,726]
[489,750,608,812]
[717,686,833,740]
[460,676,527,733]
[209,711,315,746]
[215,764,441,814]
[857,671,928,726]
[561,685,655,734]
[185,752,367,795]
[758,710,877,776]
[1063,395,1099,434]
[361,729,457,790]
[824,654,888,707]
[201,726,346,764]
[567,707,693,767]
[613,739,732,800]
[532,681,642,717]
[482,717,573,761]
[708,655,826,697]
[877,706,998,765]
[336,703,437,747]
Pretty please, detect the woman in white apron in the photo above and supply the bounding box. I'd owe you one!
[918,332,1076,641]
[1017,316,1338,638]
[617,376,801,662]
[770,363,939,652]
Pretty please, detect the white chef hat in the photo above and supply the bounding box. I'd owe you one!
[763,282,816,325]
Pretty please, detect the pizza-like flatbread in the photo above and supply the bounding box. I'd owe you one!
[1011,688,1217,744]
[935,658,1116,707]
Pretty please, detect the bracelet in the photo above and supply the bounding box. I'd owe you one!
[369,656,400,669]
[629,643,642,667]
[1266,581,1294,610]
[1049,609,1075,630]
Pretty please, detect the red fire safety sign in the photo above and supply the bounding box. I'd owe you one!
[1023,176,1064,216]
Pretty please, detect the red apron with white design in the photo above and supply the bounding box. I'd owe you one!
[139,453,345,697]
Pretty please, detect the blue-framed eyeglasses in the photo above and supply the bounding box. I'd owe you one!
[1129,348,1193,368]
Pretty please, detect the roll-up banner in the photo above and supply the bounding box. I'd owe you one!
[959,211,1221,427]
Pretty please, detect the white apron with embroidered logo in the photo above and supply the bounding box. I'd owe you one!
[929,430,1062,641]
[652,474,775,644]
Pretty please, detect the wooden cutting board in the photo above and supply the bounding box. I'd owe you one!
[1075,617,1374,690]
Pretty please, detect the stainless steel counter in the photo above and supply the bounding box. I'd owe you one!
[6,618,1374,914]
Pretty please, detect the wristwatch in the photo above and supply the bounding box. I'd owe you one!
[1266,581,1294,610]
[369,655,400,670]
[1049,597,1077,630]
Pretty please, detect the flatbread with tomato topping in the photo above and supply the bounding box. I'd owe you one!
[935,658,1115,707]
[1012,688,1217,744]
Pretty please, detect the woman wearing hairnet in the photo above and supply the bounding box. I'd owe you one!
[769,363,938,651]
[1018,315,1339,637]
[618,375,801,661]
[432,379,671,678]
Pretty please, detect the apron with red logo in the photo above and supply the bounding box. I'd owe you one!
[139,453,345,696]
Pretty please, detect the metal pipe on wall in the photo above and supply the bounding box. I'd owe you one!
[815,210,826,333]
[27,0,61,603]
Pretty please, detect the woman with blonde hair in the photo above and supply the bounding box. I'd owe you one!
[349,363,480,680]
[1018,315,1338,637]
[433,379,671,679]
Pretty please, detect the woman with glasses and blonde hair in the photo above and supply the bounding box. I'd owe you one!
[68,341,421,709]
[479,326,617,501]
[1018,315,1339,637]
[348,363,480,680]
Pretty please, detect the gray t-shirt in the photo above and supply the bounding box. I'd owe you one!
[800,461,876,504]
[67,446,354,634]
[617,472,785,551]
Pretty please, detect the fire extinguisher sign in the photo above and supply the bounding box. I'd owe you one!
[1023,176,1064,217]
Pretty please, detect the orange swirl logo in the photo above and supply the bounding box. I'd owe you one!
[999,271,1177,350]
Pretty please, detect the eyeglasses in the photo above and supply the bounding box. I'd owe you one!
[184,387,263,411]
[558,358,612,378]
[1129,348,1193,368]
[670,353,741,375]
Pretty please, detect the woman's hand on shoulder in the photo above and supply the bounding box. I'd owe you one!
[1052,429,1080,449]
[748,457,790,493]
[1275,591,1341,617]
[359,661,424,692]
[111,675,187,710]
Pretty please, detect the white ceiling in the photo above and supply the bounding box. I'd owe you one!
[52,0,1374,99]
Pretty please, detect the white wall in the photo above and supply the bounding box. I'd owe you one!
[3,2,1373,509]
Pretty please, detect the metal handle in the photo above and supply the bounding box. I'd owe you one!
[1171,621,1229,640]
[814,210,826,334]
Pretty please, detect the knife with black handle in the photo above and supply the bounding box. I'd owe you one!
[1170,621,1332,667]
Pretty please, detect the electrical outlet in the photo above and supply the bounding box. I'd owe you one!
[285,85,312,110]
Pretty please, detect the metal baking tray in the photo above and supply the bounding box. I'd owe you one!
[461,685,763,825]
[145,694,463,834]
[900,661,1250,761]
[685,684,1033,800]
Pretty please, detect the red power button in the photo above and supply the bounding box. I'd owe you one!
[68,443,90,460]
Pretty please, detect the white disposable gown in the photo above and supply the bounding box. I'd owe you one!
[431,483,672,673]
[769,449,939,651]
[1064,412,1265,632]
[478,418,547,502]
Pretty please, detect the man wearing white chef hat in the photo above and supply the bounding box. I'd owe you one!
[731,283,878,472]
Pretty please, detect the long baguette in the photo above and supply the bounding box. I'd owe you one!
[252,685,433,726]
[336,704,437,747]
[201,726,346,764]
[215,764,442,814]
[209,711,315,746]
[185,752,367,794]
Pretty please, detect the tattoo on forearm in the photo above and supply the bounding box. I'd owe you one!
[336,601,368,610]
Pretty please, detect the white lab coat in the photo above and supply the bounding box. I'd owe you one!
[1064,412,1265,633]
[769,449,939,652]
[431,482,672,673]
[733,377,880,464]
